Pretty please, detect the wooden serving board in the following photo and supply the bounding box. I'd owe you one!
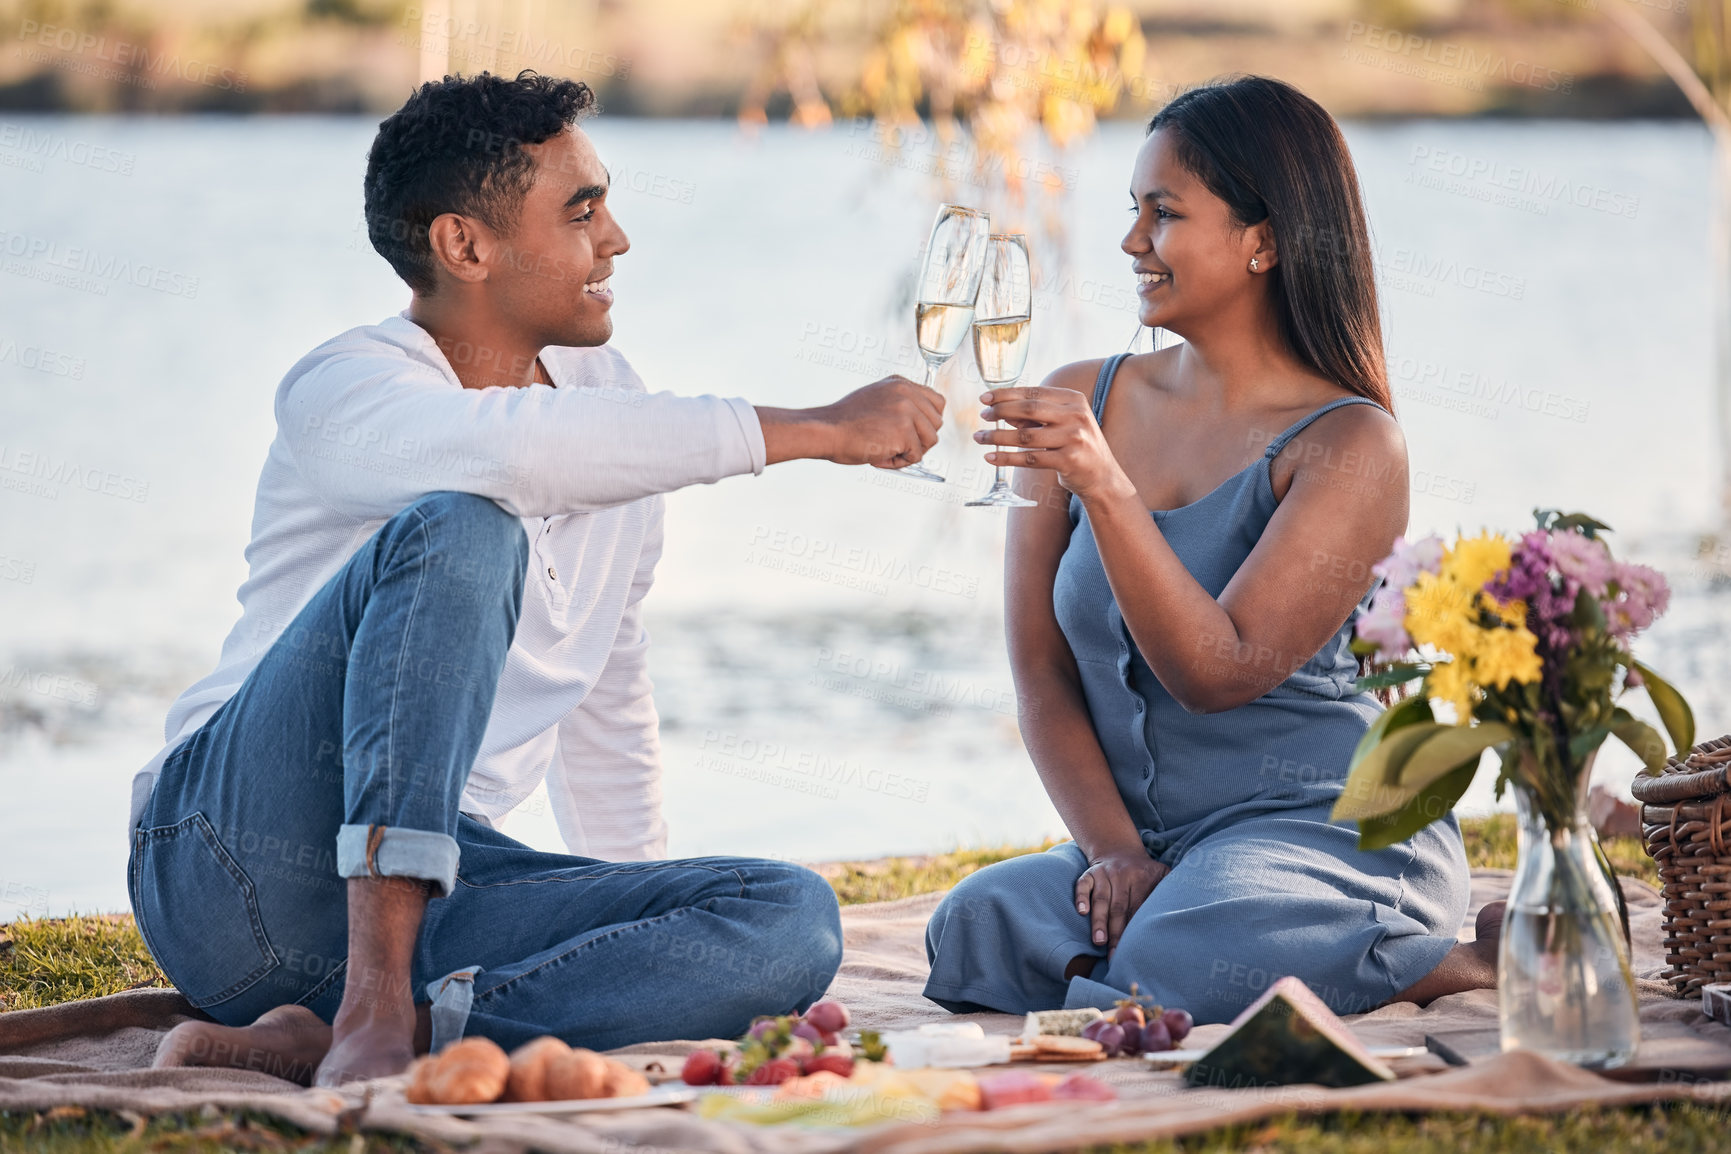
[1421,1027,1731,1083]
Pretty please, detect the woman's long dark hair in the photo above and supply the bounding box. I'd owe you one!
[1146,76,1391,414]
[1148,76,1395,700]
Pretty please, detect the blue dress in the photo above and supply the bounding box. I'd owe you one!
[923,354,1469,1024]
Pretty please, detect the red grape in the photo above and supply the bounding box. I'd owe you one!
[1080,1018,1111,1043]
[1112,1004,1145,1029]
[791,1021,825,1046]
[680,1050,722,1086]
[803,1000,850,1034]
[1095,1023,1125,1057]
[1139,1019,1173,1053]
[1119,1022,1145,1055]
[747,1019,778,1042]
[1160,1008,1193,1043]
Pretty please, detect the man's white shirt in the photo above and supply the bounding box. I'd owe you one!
[129,311,766,860]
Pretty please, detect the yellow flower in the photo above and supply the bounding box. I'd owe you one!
[1426,658,1476,719]
[1486,594,1528,629]
[1405,571,1474,653]
[1440,532,1512,593]
[1472,623,1543,689]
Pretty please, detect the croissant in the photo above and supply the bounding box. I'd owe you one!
[404,1037,510,1104]
[544,1047,610,1100]
[504,1035,572,1102]
[599,1061,650,1098]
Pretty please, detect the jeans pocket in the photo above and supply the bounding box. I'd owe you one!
[129,812,277,1011]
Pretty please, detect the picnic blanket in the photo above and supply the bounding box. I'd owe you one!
[4,870,1731,1154]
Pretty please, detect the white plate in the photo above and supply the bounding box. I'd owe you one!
[402,1085,700,1115]
[1140,1044,1426,1067]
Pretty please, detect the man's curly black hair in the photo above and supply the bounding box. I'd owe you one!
[363,70,596,294]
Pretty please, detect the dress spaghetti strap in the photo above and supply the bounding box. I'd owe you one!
[1089,353,1133,424]
[1262,395,1383,459]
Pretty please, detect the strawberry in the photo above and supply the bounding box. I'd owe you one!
[803,1052,854,1079]
[680,1050,723,1086]
[744,1057,801,1085]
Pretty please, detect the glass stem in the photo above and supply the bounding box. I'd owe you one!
[992,374,1019,489]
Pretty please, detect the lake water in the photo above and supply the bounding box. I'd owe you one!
[0,115,1724,917]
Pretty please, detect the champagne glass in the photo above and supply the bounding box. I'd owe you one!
[904,204,991,482]
[966,233,1036,508]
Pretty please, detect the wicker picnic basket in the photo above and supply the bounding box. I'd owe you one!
[1631,734,1731,996]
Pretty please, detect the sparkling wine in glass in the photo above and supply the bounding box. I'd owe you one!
[966,233,1036,508]
[903,204,991,482]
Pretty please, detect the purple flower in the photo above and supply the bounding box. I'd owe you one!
[1357,585,1410,661]
[1548,531,1615,597]
[1373,535,1444,590]
[1606,561,1671,638]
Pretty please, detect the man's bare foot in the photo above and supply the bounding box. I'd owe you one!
[311,875,436,1087]
[154,1004,332,1085]
[314,1006,421,1087]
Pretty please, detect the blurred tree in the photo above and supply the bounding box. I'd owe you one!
[738,1,1147,204]
[736,0,1157,390]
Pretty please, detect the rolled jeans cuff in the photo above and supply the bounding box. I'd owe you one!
[336,824,459,898]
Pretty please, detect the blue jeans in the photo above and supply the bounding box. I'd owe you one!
[128,492,843,1049]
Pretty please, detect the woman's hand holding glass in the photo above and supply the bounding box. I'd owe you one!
[975,386,1137,503]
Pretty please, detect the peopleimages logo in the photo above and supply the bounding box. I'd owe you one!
[0,227,199,299]
[0,443,150,503]
[14,21,248,91]
[0,123,135,175]
[1343,22,1574,93]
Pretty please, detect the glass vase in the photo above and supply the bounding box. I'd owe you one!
[1498,750,1640,1068]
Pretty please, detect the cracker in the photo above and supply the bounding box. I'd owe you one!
[1032,1034,1104,1057]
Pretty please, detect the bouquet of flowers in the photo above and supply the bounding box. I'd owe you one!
[1331,509,1694,848]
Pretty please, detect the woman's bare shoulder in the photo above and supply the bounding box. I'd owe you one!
[1040,358,1109,396]
[1041,346,1177,396]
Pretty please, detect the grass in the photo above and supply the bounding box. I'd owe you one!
[0,915,169,1013]
[1461,812,1659,888]
[0,817,1692,1152]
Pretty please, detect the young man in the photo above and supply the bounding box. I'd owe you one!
[137,71,943,1087]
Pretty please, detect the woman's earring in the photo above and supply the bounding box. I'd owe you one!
[1249,258,1260,271]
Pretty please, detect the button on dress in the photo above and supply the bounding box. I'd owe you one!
[923,354,1469,1024]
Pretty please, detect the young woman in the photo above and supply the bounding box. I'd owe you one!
[923,76,1499,1025]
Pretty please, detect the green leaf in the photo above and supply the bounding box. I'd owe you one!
[1609,707,1667,773]
[1632,660,1695,759]
[1570,585,1606,631]
[1347,692,1435,770]
[1333,722,1446,821]
[1395,722,1514,795]
[1353,663,1430,691]
[1551,512,1613,537]
[1356,758,1478,851]
[1568,725,1611,764]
